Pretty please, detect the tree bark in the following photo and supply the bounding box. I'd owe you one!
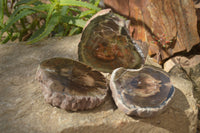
[104,0,200,62]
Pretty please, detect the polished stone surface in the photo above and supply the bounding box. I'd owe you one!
[110,66,175,117]
[78,10,145,73]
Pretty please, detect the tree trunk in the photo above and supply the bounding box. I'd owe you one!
[104,0,200,62]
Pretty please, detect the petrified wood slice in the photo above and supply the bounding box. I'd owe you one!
[78,9,146,73]
[110,65,175,117]
[36,57,108,111]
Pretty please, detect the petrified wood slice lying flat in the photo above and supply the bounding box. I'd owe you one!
[110,65,175,117]
[78,9,146,73]
[36,57,108,111]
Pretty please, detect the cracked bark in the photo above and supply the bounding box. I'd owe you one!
[103,0,199,62]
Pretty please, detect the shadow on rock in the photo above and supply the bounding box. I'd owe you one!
[138,87,191,133]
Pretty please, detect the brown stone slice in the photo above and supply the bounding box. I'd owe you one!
[78,9,146,73]
[110,65,175,117]
[36,57,108,111]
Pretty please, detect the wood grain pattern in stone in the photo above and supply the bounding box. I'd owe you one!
[110,65,175,117]
[103,0,199,61]
[78,10,146,73]
[36,57,108,111]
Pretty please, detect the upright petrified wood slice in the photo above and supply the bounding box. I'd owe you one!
[78,9,146,73]
[36,58,108,111]
[110,65,175,117]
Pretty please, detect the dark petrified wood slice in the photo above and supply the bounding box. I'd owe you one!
[78,9,146,73]
[110,65,175,117]
[36,57,108,111]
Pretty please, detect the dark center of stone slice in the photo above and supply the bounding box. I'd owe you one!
[36,57,108,111]
[110,65,175,117]
[78,11,144,73]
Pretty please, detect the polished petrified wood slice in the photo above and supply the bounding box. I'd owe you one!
[36,57,108,111]
[110,65,175,117]
[78,9,146,73]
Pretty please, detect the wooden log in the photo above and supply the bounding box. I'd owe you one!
[104,0,200,62]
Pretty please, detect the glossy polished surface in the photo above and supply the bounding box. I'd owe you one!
[78,10,144,73]
[110,65,175,117]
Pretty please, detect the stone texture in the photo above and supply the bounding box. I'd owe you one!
[0,35,198,133]
[164,55,200,73]
[103,0,200,61]
[110,66,175,117]
[164,55,200,119]
[36,57,108,111]
[194,0,200,8]
[79,9,145,73]
[196,4,200,37]
[164,55,200,131]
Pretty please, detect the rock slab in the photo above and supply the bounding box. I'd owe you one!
[0,35,198,133]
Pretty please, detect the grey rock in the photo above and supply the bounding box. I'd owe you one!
[164,55,200,104]
[164,55,200,128]
[0,35,198,133]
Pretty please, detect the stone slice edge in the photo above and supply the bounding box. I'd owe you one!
[36,64,108,111]
[110,67,175,117]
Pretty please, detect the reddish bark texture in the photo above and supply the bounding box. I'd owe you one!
[104,0,200,62]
